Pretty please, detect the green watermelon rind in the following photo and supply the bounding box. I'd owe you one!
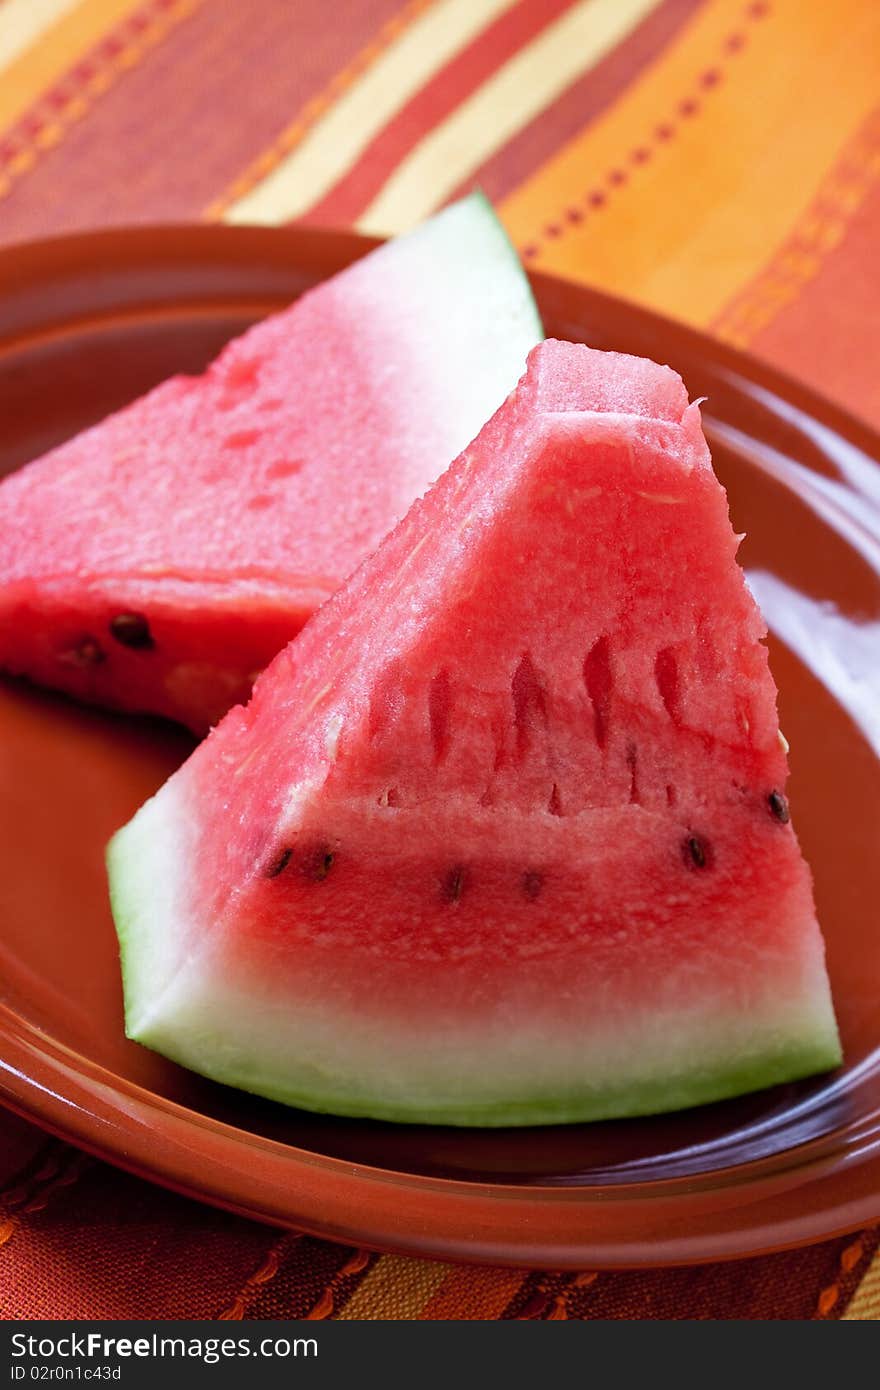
[421,188,543,336]
[107,809,841,1129]
[462,188,543,337]
[150,1047,838,1129]
[108,804,184,1050]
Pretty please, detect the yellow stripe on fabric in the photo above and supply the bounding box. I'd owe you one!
[712,105,880,349]
[207,0,432,221]
[358,0,659,236]
[842,1245,880,1320]
[421,1263,527,1319]
[0,0,81,71]
[223,0,517,227]
[334,1254,450,1320]
[0,0,142,134]
[499,0,880,329]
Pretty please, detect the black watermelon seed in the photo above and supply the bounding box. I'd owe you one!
[522,871,543,901]
[768,790,790,824]
[302,846,335,882]
[441,866,467,904]
[265,847,292,879]
[109,612,154,650]
[683,834,712,870]
[60,636,105,668]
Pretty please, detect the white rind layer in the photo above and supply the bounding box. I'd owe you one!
[135,958,841,1126]
[107,776,198,1042]
[341,192,543,506]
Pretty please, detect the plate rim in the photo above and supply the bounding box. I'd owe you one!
[3,998,880,1269]
[1,222,879,1269]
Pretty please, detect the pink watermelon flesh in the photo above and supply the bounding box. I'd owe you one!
[0,193,541,732]
[107,339,840,1126]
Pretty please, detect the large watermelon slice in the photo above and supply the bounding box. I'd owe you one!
[0,193,541,732]
[107,340,840,1127]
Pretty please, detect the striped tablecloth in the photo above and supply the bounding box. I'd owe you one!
[1,0,878,1320]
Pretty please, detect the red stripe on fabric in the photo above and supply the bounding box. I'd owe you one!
[302,0,576,227]
[0,0,181,170]
[745,143,880,432]
[0,0,406,245]
[450,0,709,206]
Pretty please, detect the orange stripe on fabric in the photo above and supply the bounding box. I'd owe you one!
[0,0,203,203]
[447,0,708,208]
[742,148,880,428]
[711,104,880,348]
[304,0,575,227]
[0,0,142,133]
[843,1237,880,1320]
[334,1254,450,1320]
[421,1265,528,1320]
[815,1229,880,1319]
[205,0,439,222]
[501,0,767,258]
[511,1272,586,1319]
[546,1272,600,1318]
[216,1232,302,1320]
[499,0,880,329]
[306,1248,372,1320]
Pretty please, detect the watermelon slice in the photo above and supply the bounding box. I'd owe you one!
[0,193,541,732]
[107,340,840,1127]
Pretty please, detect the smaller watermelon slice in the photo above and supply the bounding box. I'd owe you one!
[0,193,541,732]
[108,340,841,1127]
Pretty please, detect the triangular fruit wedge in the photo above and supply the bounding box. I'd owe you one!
[0,193,541,732]
[108,340,841,1127]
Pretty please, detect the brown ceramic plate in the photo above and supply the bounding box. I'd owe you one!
[0,226,878,1269]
